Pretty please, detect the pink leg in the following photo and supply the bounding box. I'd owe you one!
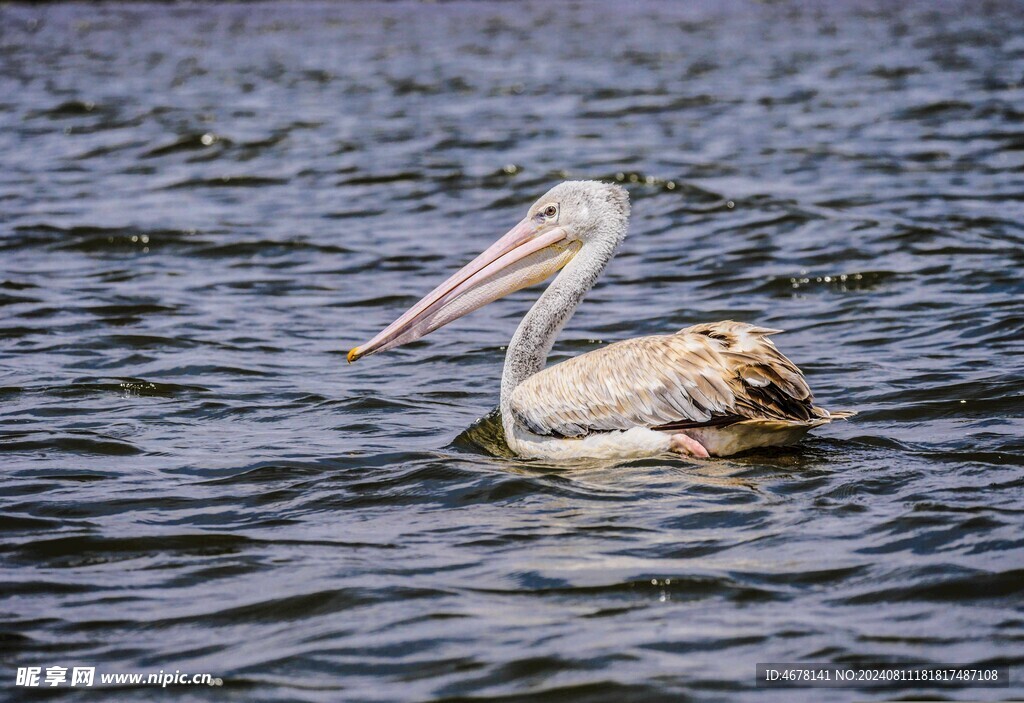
[670,433,710,458]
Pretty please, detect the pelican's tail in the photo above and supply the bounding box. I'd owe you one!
[825,409,857,420]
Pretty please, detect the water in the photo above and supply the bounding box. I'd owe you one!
[2,2,1023,701]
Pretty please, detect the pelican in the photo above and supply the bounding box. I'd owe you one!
[348,181,853,460]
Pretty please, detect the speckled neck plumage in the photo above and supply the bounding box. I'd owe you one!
[499,224,623,435]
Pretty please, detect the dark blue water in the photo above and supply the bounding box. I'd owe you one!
[2,2,1023,701]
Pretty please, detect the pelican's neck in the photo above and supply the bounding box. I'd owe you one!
[499,238,618,419]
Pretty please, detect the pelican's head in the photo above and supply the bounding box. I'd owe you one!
[348,180,630,362]
[535,180,630,246]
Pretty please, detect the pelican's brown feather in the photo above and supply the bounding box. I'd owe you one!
[509,320,833,438]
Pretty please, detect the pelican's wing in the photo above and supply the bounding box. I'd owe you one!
[509,321,827,438]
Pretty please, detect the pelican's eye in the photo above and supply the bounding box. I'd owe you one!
[533,203,558,224]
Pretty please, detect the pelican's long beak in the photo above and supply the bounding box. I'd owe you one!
[348,218,578,362]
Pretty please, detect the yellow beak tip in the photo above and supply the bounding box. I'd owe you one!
[347,347,361,364]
